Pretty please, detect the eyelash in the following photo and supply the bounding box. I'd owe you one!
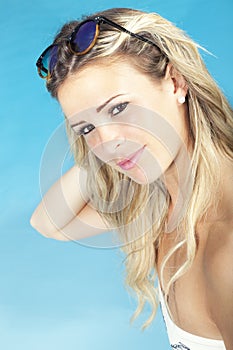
[72,123,95,136]
[108,102,129,117]
[72,102,129,136]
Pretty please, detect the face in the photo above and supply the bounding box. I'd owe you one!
[57,61,189,184]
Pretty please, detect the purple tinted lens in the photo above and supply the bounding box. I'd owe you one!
[41,45,58,77]
[72,20,97,52]
[49,45,58,72]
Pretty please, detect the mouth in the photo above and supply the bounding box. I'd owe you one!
[117,145,146,170]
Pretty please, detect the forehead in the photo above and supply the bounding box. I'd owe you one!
[57,61,158,117]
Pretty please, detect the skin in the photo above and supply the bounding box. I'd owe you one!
[57,61,233,348]
[58,62,190,215]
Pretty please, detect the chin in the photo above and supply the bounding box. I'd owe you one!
[110,161,163,185]
[124,167,157,185]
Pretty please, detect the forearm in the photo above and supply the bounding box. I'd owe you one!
[30,165,89,235]
[36,202,113,241]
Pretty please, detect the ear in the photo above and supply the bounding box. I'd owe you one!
[165,63,188,97]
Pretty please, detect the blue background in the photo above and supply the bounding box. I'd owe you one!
[0,0,232,349]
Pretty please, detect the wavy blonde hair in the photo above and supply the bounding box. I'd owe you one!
[46,8,233,329]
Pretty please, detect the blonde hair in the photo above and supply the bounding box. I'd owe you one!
[46,8,233,329]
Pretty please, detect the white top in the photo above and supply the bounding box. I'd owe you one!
[158,284,226,350]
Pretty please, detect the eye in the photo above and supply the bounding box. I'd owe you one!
[109,102,129,117]
[73,124,95,136]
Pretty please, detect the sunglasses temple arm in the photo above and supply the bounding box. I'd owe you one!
[98,16,158,48]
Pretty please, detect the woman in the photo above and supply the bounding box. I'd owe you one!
[31,8,233,349]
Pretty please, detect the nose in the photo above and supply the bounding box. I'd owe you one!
[86,124,125,155]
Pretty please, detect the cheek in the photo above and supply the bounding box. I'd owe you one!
[85,124,143,148]
[121,117,182,161]
[84,132,100,149]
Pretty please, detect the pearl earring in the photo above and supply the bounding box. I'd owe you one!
[178,96,186,104]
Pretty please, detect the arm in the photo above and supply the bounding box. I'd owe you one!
[30,165,111,240]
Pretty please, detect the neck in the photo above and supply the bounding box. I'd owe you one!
[163,149,233,232]
[205,153,233,223]
[162,142,194,232]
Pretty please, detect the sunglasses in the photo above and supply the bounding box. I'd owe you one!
[36,16,158,80]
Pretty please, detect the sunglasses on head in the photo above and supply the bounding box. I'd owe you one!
[36,16,159,80]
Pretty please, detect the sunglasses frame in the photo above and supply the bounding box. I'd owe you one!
[36,45,56,78]
[36,15,159,79]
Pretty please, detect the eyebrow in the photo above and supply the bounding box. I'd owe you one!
[70,120,86,128]
[96,94,126,113]
[68,94,126,127]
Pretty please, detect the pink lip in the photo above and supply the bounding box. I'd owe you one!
[117,145,146,170]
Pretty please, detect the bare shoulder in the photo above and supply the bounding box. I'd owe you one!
[203,220,233,349]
